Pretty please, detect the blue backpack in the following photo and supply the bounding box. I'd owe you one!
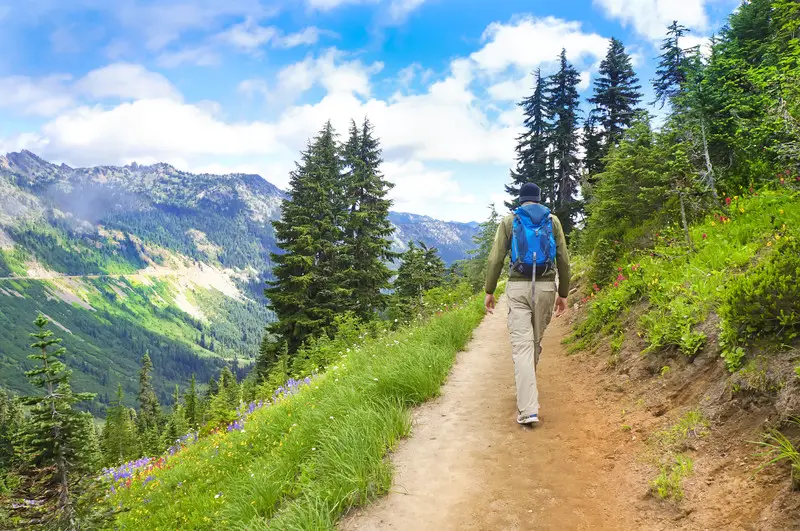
[510,203,557,278]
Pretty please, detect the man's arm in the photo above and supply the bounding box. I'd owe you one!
[484,217,511,296]
[552,215,571,298]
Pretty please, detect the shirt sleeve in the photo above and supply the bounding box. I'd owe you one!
[551,215,571,298]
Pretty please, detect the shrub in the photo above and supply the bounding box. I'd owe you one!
[719,236,800,371]
[651,454,694,501]
[587,238,620,287]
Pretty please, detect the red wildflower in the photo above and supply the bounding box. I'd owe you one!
[613,282,619,287]
[702,233,707,239]
[616,273,625,281]
[593,283,600,292]
[725,197,731,205]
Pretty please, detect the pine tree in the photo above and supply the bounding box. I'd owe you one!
[652,21,691,108]
[341,118,396,320]
[13,314,97,529]
[465,204,501,291]
[207,367,240,427]
[394,242,445,303]
[162,386,188,448]
[507,69,550,209]
[545,49,583,233]
[101,384,139,466]
[590,38,642,145]
[266,121,349,353]
[253,335,288,385]
[0,387,24,481]
[136,353,162,456]
[582,111,604,187]
[183,375,199,430]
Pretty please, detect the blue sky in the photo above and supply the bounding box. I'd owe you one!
[0,0,739,222]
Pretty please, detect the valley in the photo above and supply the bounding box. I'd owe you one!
[0,150,478,412]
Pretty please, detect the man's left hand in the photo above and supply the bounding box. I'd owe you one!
[555,296,568,317]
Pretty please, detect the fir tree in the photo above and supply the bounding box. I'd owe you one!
[507,69,550,209]
[13,314,97,529]
[341,118,396,320]
[652,21,691,108]
[582,111,605,186]
[136,353,162,456]
[545,49,583,232]
[394,242,445,303]
[590,38,642,145]
[0,387,24,481]
[465,203,501,291]
[253,335,288,385]
[183,375,199,430]
[101,385,139,466]
[266,121,349,353]
[162,386,188,448]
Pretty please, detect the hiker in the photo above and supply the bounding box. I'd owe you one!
[484,182,570,425]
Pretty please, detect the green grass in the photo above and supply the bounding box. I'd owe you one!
[653,409,710,449]
[106,292,487,530]
[572,189,800,361]
[651,454,694,501]
[754,418,800,491]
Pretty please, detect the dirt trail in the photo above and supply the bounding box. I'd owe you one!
[342,295,643,531]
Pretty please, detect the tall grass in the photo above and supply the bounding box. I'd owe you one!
[106,291,488,530]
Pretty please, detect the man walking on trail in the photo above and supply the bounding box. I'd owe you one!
[484,182,570,425]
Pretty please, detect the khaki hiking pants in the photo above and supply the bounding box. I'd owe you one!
[506,280,556,417]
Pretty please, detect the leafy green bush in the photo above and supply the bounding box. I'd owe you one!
[720,236,800,371]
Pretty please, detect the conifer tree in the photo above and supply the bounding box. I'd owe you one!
[465,204,501,291]
[545,49,583,232]
[183,375,199,430]
[394,242,445,303]
[0,387,23,483]
[507,69,550,209]
[136,353,162,456]
[162,386,188,447]
[101,385,139,466]
[652,21,691,108]
[13,314,97,529]
[266,121,349,353]
[590,38,642,146]
[253,335,288,385]
[582,112,604,187]
[341,118,396,320]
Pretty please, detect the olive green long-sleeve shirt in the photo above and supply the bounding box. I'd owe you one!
[484,212,571,298]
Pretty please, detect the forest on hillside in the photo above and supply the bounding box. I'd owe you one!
[1,0,799,528]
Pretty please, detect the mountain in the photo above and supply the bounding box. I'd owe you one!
[0,150,478,412]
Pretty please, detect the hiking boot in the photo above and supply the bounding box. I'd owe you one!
[517,413,539,425]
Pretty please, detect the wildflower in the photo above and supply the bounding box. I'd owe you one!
[613,282,619,288]
[775,234,781,240]
[767,241,772,247]
[780,209,785,215]
[593,283,600,292]
[725,197,731,205]
[711,221,716,227]
[702,233,707,239]
[739,207,745,213]
[214,492,222,499]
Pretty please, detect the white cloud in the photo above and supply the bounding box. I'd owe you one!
[578,71,591,91]
[681,34,713,57]
[156,46,221,68]
[74,64,181,102]
[384,159,474,214]
[278,27,325,48]
[305,0,427,23]
[471,16,608,75]
[0,75,74,117]
[487,76,529,102]
[238,79,270,99]
[388,0,427,22]
[219,17,279,52]
[593,0,711,40]
[271,49,383,102]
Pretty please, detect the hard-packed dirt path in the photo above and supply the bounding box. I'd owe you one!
[342,295,643,531]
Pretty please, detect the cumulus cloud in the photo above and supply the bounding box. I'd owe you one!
[593,0,711,40]
[156,46,221,68]
[0,75,74,117]
[471,16,608,75]
[384,159,475,214]
[74,64,181,101]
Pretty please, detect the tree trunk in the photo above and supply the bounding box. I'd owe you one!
[700,117,719,201]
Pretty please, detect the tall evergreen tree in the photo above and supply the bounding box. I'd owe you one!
[101,384,139,466]
[266,121,349,353]
[652,21,691,108]
[586,37,643,180]
[0,387,23,483]
[507,69,550,209]
[394,242,445,303]
[136,353,162,456]
[13,314,97,529]
[162,386,188,448]
[465,203,501,291]
[545,49,583,232]
[341,118,396,320]
[183,374,199,430]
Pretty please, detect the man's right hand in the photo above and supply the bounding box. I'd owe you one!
[485,293,496,314]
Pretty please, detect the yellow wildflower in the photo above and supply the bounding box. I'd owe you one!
[711,221,716,227]
[767,241,772,247]
[780,209,785,215]
[775,234,781,240]
[739,207,745,213]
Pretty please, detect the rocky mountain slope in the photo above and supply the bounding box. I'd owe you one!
[0,150,478,411]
